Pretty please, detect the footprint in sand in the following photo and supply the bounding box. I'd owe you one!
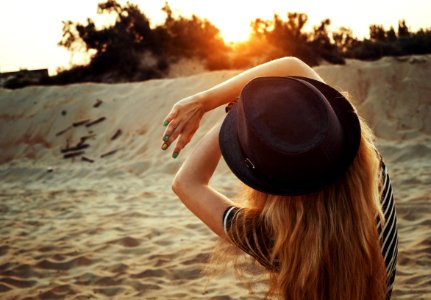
[109,236,141,247]
[131,268,167,279]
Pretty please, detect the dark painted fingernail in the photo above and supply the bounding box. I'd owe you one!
[161,143,168,150]
[172,152,178,159]
[163,120,169,126]
[163,135,169,142]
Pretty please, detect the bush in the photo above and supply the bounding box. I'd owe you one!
[39,2,431,86]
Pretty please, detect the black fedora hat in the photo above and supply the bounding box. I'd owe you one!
[219,76,361,195]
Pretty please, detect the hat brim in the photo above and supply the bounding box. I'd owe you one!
[219,76,361,195]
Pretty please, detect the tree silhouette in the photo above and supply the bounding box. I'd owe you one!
[343,20,431,60]
[242,13,345,66]
[245,13,315,65]
[57,0,167,83]
[398,20,410,37]
[311,19,345,64]
[54,0,228,83]
[45,3,431,87]
[387,27,397,41]
[158,3,229,69]
[332,27,358,53]
[370,25,387,41]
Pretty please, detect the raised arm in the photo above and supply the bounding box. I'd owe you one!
[196,56,323,112]
[171,121,232,237]
[161,57,322,157]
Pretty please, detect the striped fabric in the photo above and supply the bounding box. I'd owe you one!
[223,162,398,298]
[376,162,398,298]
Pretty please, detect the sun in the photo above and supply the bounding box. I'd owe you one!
[216,20,253,43]
[188,1,275,44]
[141,0,286,44]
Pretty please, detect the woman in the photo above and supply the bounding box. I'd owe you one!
[161,57,398,299]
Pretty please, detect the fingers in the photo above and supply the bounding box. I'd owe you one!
[161,123,197,158]
[172,133,193,158]
[161,117,181,142]
[161,110,196,152]
[161,132,177,154]
[161,106,180,149]
[161,100,203,158]
[163,107,178,127]
[161,120,176,144]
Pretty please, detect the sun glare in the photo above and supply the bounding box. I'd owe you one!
[218,21,252,43]
[182,1,278,44]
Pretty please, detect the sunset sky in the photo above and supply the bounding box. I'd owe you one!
[1,0,430,75]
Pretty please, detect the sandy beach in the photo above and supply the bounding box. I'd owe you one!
[0,56,430,299]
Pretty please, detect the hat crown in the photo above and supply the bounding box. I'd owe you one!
[241,77,332,154]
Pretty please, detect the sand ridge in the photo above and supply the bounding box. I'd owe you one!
[0,56,430,299]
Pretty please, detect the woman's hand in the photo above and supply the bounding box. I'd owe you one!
[161,95,207,158]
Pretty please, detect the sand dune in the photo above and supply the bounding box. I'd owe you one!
[0,56,430,299]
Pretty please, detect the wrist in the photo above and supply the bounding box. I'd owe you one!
[196,89,228,112]
[194,91,213,112]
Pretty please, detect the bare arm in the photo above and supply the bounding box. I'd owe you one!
[171,121,232,237]
[197,56,323,112]
[161,57,322,157]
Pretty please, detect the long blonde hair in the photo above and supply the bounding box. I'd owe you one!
[210,119,387,300]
